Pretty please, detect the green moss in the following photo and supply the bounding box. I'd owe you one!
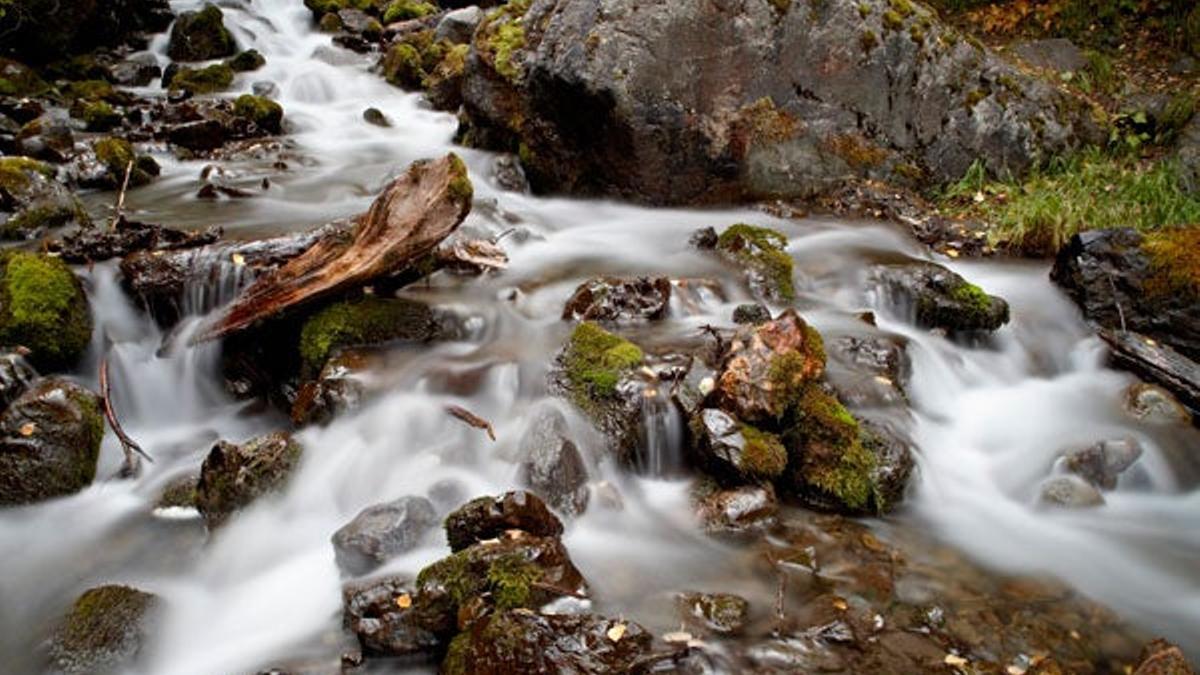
[168,63,234,94]
[382,42,426,88]
[63,79,115,102]
[227,49,266,72]
[0,58,49,97]
[442,632,472,675]
[563,322,644,402]
[908,23,924,43]
[860,29,878,52]
[949,281,993,315]
[477,0,532,83]
[716,224,796,301]
[0,251,92,370]
[298,297,434,372]
[80,101,122,131]
[232,94,284,133]
[825,133,888,169]
[792,385,876,512]
[318,12,343,31]
[740,425,788,478]
[889,0,914,17]
[383,0,436,22]
[858,3,872,18]
[0,157,53,193]
[58,586,154,653]
[94,137,134,174]
[486,554,541,610]
[1143,227,1200,300]
[882,9,904,31]
[446,152,474,204]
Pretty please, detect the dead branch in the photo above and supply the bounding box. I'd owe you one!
[99,356,152,476]
[109,159,134,231]
[445,404,496,441]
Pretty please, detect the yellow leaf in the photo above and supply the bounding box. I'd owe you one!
[19,422,36,437]
[944,653,968,667]
[395,593,412,608]
[606,623,627,642]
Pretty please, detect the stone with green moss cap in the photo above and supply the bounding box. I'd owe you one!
[79,101,123,132]
[227,49,266,73]
[90,137,159,189]
[0,377,104,506]
[232,94,284,134]
[873,261,1010,333]
[474,0,531,84]
[0,251,92,370]
[48,584,158,675]
[168,63,235,94]
[716,224,796,302]
[0,157,91,239]
[383,0,436,23]
[713,309,824,423]
[298,296,437,374]
[168,3,237,61]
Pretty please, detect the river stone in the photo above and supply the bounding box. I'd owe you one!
[676,592,750,635]
[436,6,484,44]
[562,276,671,322]
[0,350,36,410]
[1124,383,1192,426]
[458,0,1097,205]
[695,482,778,533]
[332,496,439,576]
[168,4,237,61]
[156,472,199,510]
[732,303,771,325]
[691,408,786,483]
[444,490,563,552]
[872,262,1009,333]
[1100,329,1200,420]
[518,408,589,516]
[111,53,162,87]
[713,309,825,423]
[0,378,104,506]
[195,432,303,529]
[15,118,75,164]
[1062,438,1143,490]
[1038,475,1105,509]
[861,420,915,510]
[342,574,441,657]
[1009,38,1087,73]
[47,585,158,675]
[827,333,910,408]
[492,153,528,192]
[443,610,653,674]
[0,158,89,239]
[362,107,390,127]
[291,350,368,426]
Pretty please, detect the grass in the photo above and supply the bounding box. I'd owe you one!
[940,149,1200,254]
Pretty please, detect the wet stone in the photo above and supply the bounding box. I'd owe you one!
[677,592,750,635]
[518,408,590,516]
[443,490,563,552]
[47,585,158,675]
[491,153,528,192]
[1062,438,1143,490]
[872,262,1009,334]
[1124,382,1193,426]
[695,482,778,533]
[561,276,672,322]
[195,432,303,529]
[332,496,439,576]
[342,574,440,657]
[1132,638,1196,675]
[0,350,36,410]
[362,107,390,127]
[732,303,771,325]
[1038,475,1105,509]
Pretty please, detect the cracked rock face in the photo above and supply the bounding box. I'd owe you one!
[460,0,1100,205]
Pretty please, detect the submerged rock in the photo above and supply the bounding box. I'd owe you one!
[342,574,440,656]
[517,408,589,516]
[1124,383,1192,426]
[1038,475,1105,509]
[0,378,104,506]
[332,496,439,576]
[1132,639,1196,675]
[47,585,158,675]
[0,157,89,239]
[195,432,303,529]
[443,490,563,552]
[168,3,237,61]
[562,276,671,322]
[677,592,750,635]
[694,482,778,533]
[872,262,1009,333]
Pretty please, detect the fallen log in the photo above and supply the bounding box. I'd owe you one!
[195,153,473,342]
[1099,328,1200,422]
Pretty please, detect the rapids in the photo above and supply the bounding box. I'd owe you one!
[1,0,1198,672]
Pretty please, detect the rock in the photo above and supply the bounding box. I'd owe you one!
[0,157,89,240]
[298,297,438,373]
[491,153,527,192]
[342,574,440,657]
[458,0,1096,205]
[689,226,719,250]
[562,276,671,322]
[1100,329,1200,421]
[14,118,74,163]
[518,408,589,516]
[713,309,825,423]
[168,63,235,94]
[442,610,653,674]
[1052,228,1200,362]
[75,137,160,190]
[1038,475,1105,509]
[1009,38,1087,73]
[156,472,199,509]
[676,592,749,635]
[714,224,795,301]
[52,218,221,265]
[691,408,787,483]
[47,585,158,675]
[1062,438,1142,490]
[168,3,237,61]
[0,0,172,65]
[291,350,368,425]
[435,6,484,44]
[194,432,304,529]
[362,107,390,127]
[110,54,162,87]
[338,9,383,39]
[695,482,778,533]
[826,333,909,408]
[232,94,284,134]
[166,118,228,152]
[443,490,563,552]
[1124,383,1192,426]
[1132,639,1196,675]
[0,350,37,410]
[872,262,1009,333]
[228,49,267,73]
[332,496,439,576]
[732,303,771,325]
[0,251,93,371]
[0,378,104,506]
[860,419,915,510]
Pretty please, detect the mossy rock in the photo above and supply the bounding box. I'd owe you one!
[424,43,469,111]
[80,101,123,132]
[475,0,532,84]
[0,57,50,97]
[0,377,104,506]
[0,158,89,238]
[1142,227,1200,302]
[382,30,455,91]
[194,431,303,529]
[232,94,284,134]
[0,251,92,371]
[226,49,266,73]
[167,3,237,61]
[318,12,343,31]
[298,296,436,374]
[167,63,235,94]
[782,385,880,514]
[560,321,643,403]
[716,223,796,301]
[873,261,1009,333]
[63,79,117,103]
[48,585,158,675]
[383,0,436,23]
[443,490,563,552]
[92,137,159,189]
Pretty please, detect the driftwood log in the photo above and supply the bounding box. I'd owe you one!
[195,153,473,342]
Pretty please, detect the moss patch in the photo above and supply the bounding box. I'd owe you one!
[486,554,542,610]
[824,133,888,170]
[791,385,876,513]
[1143,227,1200,301]
[740,424,788,478]
[227,49,266,72]
[476,0,532,83]
[168,63,234,94]
[233,94,284,133]
[716,224,796,301]
[298,297,435,372]
[446,152,474,204]
[0,157,53,193]
[0,251,92,370]
[383,0,436,22]
[562,321,644,401]
[79,102,122,132]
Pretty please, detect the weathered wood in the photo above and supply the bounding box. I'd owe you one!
[1100,328,1200,420]
[196,154,473,342]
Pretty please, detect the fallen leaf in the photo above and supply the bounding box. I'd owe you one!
[607,623,627,642]
[944,653,969,667]
[395,593,412,609]
[19,422,36,437]
[231,252,245,266]
[663,631,693,643]
[832,597,848,611]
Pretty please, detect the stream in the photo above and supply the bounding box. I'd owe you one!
[2,0,1199,672]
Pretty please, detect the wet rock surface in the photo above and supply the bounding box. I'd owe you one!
[168,3,237,62]
[677,592,750,635]
[342,574,439,657]
[1100,329,1200,422]
[332,495,438,576]
[517,408,590,516]
[47,585,158,675]
[561,276,671,322]
[1039,475,1105,508]
[195,432,303,529]
[1063,438,1143,490]
[694,482,779,533]
[872,261,1009,333]
[443,490,563,551]
[0,157,89,239]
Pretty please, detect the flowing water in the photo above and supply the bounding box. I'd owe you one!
[2,0,1199,672]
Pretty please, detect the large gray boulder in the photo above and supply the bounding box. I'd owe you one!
[459,0,1100,205]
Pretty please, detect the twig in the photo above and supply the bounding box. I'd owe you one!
[99,356,152,475]
[445,404,496,441]
[109,159,134,231]
[1105,270,1127,333]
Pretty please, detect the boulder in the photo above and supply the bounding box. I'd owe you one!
[691,408,787,483]
[694,482,778,533]
[517,408,590,516]
[0,0,172,65]
[194,432,303,529]
[442,610,653,674]
[232,94,284,134]
[227,49,267,73]
[0,157,89,240]
[443,490,563,552]
[342,574,441,656]
[47,585,158,675]
[331,496,439,576]
[562,276,671,322]
[14,118,74,163]
[362,107,390,127]
[1062,438,1142,490]
[676,592,749,635]
[110,54,162,87]
[74,137,160,190]
[0,377,104,506]
[0,58,51,97]
[435,6,484,44]
[167,63,235,95]
[168,4,237,61]
[458,0,1097,205]
[0,251,93,371]
[872,261,1009,333]
[712,309,825,423]
[713,224,795,301]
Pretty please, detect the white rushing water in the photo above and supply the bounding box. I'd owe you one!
[2,0,1199,672]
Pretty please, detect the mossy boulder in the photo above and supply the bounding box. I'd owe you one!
[712,309,825,423]
[715,224,795,301]
[781,384,880,514]
[0,58,50,97]
[226,49,266,72]
[232,94,284,134]
[167,63,235,94]
[873,262,1009,333]
[381,29,453,90]
[382,0,436,23]
[0,251,93,370]
[444,490,563,552]
[473,0,531,85]
[47,585,158,675]
[90,137,159,189]
[0,377,104,506]
[167,3,236,61]
[342,574,441,656]
[79,101,123,132]
[0,157,90,239]
[298,296,437,374]
[194,431,303,529]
